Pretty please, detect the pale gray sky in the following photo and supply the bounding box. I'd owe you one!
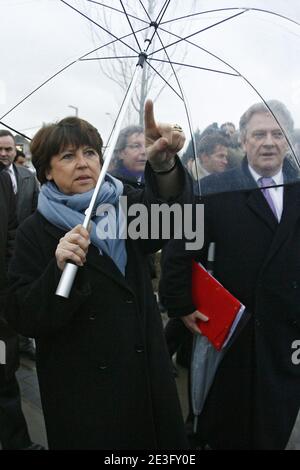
[1,0,300,146]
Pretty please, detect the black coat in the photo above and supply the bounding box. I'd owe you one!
[14,164,39,223]
[161,158,300,449]
[6,163,191,450]
[0,171,17,313]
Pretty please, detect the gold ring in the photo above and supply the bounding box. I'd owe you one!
[172,124,183,132]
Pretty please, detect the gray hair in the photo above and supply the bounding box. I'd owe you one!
[239,100,294,142]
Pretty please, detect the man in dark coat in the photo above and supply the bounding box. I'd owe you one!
[0,130,39,360]
[0,167,33,449]
[160,100,300,450]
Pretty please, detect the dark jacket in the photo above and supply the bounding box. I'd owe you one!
[14,164,39,223]
[0,170,18,383]
[111,166,156,279]
[111,165,144,190]
[161,158,300,449]
[6,162,191,450]
[0,170,17,314]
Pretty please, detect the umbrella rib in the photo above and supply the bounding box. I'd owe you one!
[60,0,139,56]
[155,30,300,168]
[119,0,142,51]
[155,0,172,26]
[152,26,202,196]
[148,58,239,77]
[158,25,241,76]
[0,27,148,121]
[85,0,149,24]
[145,60,183,101]
[148,10,247,57]
[0,121,31,141]
[137,0,158,54]
[80,55,137,61]
[160,7,300,28]
[138,0,151,21]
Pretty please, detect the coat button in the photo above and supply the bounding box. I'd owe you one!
[126,299,134,304]
[135,345,144,353]
[89,312,97,320]
[291,281,298,289]
[98,361,107,370]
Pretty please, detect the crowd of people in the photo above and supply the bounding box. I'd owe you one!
[0,98,300,450]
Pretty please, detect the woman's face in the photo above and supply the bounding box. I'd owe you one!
[46,145,101,194]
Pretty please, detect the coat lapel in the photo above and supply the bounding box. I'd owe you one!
[261,182,300,266]
[245,187,279,232]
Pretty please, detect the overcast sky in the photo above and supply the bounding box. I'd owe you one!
[1,0,300,147]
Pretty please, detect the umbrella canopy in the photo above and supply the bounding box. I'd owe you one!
[1,0,300,194]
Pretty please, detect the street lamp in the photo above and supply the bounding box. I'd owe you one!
[68,105,78,117]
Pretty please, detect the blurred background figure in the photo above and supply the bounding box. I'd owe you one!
[110,125,146,188]
[191,132,229,181]
[110,125,157,281]
[14,150,27,167]
[0,166,42,450]
[220,121,244,169]
[0,130,39,362]
[220,121,236,137]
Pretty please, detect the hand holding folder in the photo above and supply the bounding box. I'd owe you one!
[192,261,245,350]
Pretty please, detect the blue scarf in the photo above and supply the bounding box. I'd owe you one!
[38,174,127,275]
[117,165,145,184]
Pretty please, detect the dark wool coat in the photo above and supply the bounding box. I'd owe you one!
[13,164,39,223]
[161,158,300,450]
[0,171,16,313]
[6,163,191,450]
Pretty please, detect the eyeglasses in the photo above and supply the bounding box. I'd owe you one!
[125,143,144,150]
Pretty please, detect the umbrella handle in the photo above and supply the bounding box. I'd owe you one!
[55,262,79,298]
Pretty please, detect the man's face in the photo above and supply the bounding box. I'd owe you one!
[201,144,228,174]
[120,132,146,173]
[242,112,289,176]
[0,135,16,167]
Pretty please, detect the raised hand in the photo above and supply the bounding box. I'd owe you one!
[144,99,186,172]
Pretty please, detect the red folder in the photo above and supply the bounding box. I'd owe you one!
[192,261,242,350]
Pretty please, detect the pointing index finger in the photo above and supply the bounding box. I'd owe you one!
[144,99,156,131]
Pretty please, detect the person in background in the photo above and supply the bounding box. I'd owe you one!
[220,121,236,137]
[14,150,27,167]
[110,125,157,281]
[190,132,229,181]
[0,166,42,450]
[110,125,146,188]
[0,130,39,361]
[220,121,244,169]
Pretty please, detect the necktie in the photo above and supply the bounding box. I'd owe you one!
[6,166,17,193]
[258,177,277,219]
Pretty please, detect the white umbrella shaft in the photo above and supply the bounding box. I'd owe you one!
[55,64,142,298]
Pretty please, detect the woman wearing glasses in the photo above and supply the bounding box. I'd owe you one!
[111,125,147,188]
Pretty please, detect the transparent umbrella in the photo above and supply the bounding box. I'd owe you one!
[2,0,300,426]
[1,0,300,287]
